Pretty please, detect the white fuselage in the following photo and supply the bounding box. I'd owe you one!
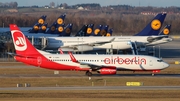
[40,52,169,71]
[45,36,171,51]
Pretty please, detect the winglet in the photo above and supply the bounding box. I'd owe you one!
[68,52,79,63]
[109,38,115,42]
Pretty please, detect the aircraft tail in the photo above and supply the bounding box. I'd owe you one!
[106,28,113,36]
[38,23,48,33]
[46,14,66,34]
[55,24,65,34]
[55,14,66,25]
[134,13,166,36]
[46,22,57,34]
[29,15,47,33]
[29,23,40,33]
[159,24,171,36]
[10,24,40,56]
[75,25,88,36]
[86,24,94,36]
[59,23,73,36]
[100,25,109,36]
[92,25,103,36]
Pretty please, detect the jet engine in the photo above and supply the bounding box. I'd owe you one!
[97,68,116,75]
[76,45,93,51]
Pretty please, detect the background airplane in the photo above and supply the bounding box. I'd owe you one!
[45,13,171,52]
[29,15,47,33]
[9,24,169,76]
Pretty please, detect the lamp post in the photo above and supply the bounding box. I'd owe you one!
[159,46,161,58]
[153,46,155,56]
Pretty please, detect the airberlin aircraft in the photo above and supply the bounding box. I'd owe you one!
[10,24,169,76]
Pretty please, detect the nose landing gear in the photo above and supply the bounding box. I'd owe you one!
[86,71,92,76]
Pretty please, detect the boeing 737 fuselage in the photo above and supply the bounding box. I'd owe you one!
[9,24,169,76]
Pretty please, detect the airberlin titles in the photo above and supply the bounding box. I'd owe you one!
[104,56,146,65]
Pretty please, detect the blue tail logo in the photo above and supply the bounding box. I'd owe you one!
[100,25,109,36]
[93,25,103,36]
[29,15,47,33]
[46,14,66,34]
[59,23,73,36]
[106,28,113,36]
[135,13,166,36]
[86,24,94,36]
[159,25,171,35]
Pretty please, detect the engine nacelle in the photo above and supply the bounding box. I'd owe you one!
[97,68,116,75]
[76,45,93,51]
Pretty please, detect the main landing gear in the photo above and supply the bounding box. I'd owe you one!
[86,71,92,76]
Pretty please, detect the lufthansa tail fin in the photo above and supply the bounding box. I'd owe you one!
[159,24,171,36]
[92,25,103,36]
[29,15,47,33]
[46,22,57,34]
[75,25,88,36]
[55,24,65,34]
[59,23,73,36]
[86,24,94,36]
[134,13,166,36]
[55,14,66,25]
[10,24,40,56]
[38,23,48,33]
[29,23,40,33]
[106,28,113,36]
[46,14,66,34]
[100,25,109,36]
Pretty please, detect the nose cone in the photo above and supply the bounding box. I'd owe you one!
[163,62,170,69]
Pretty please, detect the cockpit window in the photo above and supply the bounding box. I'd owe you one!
[157,60,163,62]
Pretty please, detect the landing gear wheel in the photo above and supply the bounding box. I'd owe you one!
[86,71,92,76]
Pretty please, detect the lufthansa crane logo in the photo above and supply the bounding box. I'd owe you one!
[58,26,64,32]
[66,28,71,34]
[87,28,92,34]
[151,19,161,30]
[41,25,46,30]
[34,25,39,30]
[106,33,111,37]
[38,19,44,24]
[94,29,100,35]
[57,18,63,25]
[163,28,169,35]
[100,29,107,36]
[51,26,56,31]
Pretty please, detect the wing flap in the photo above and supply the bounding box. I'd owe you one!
[61,38,115,49]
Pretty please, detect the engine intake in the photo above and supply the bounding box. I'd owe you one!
[97,68,116,75]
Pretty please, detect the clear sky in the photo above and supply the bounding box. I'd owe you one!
[0,0,180,7]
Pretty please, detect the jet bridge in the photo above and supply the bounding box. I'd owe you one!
[130,41,139,55]
[27,36,48,50]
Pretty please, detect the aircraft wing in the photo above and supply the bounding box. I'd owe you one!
[147,35,169,42]
[7,52,37,59]
[61,38,115,49]
[68,52,116,70]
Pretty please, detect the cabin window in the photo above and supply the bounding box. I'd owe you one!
[157,60,163,62]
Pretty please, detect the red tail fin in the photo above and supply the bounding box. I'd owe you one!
[10,24,40,56]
